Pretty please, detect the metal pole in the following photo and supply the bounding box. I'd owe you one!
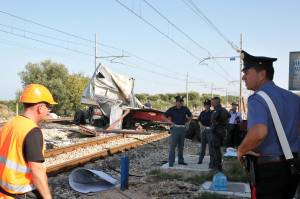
[186,72,189,107]
[226,88,228,107]
[211,82,213,98]
[16,101,19,116]
[239,33,243,112]
[95,33,97,70]
[120,156,129,190]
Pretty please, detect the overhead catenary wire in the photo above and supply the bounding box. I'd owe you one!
[0,25,202,84]
[0,8,233,85]
[114,59,187,81]
[0,23,93,48]
[142,0,210,54]
[141,0,233,81]
[114,0,202,61]
[97,46,205,83]
[0,9,205,83]
[0,10,95,44]
[0,28,94,57]
[97,46,205,82]
[181,0,239,51]
[0,37,92,63]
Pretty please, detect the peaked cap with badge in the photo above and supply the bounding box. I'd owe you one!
[240,50,277,72]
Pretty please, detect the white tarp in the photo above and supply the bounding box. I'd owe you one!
[81,64,142,117]
[69,168,119,193]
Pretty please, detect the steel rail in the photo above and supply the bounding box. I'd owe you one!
[46,131,169,175]
[44,134,124,158]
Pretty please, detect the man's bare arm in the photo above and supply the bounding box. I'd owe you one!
[237,124,268,161]
[29,162,52,199]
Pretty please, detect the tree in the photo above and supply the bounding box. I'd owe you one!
[135,93,149,103]
[19,60,89,116]
[65,73,89,115]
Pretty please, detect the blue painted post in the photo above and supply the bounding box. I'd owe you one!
[120,156,129,191]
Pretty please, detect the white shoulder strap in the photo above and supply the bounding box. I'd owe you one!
[256,91,294,160]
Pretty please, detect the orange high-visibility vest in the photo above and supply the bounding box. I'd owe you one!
[0,116,40,195]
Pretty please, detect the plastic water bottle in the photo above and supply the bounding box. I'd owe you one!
[210,172,228,191]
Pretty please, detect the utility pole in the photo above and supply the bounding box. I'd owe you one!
[16,101,19,116]
[239,33,243,112]
[186,72,189,107]
[94,33,129,70]
[225,88,228,107]
[210,83,213,98]
[95,33,97,70]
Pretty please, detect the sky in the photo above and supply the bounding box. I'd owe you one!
[0,0,299,100]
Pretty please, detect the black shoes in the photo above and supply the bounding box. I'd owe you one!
[178,162,188,165]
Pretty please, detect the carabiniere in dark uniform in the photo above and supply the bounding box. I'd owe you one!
[238,50,300,199]
[210,96,229,171]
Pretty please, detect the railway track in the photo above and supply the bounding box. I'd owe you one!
[45,131,169,175]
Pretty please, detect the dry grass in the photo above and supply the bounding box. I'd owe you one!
[0,104,15,121]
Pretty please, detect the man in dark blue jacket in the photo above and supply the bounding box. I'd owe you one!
[165,96,192,167]
[198,99,213,165]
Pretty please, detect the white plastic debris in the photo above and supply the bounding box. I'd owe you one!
[49,113,59,119]
[69,168,119,193]
[224,147,237,157]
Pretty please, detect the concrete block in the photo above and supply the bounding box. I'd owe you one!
[199,181,251,198]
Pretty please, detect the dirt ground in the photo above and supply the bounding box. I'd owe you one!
[48,137,207,199]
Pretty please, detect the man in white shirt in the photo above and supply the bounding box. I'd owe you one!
[226,102,242,147]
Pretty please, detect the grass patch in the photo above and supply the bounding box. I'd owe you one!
[185,173,214,185]
[148,169,214,185]
[148,169,184,181]
[148,159,248,186]
[223,158,248,182]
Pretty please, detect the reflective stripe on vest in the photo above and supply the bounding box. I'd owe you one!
[0,157,30,174]
[0,179,34,193]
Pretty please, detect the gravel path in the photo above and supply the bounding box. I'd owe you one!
[48,137,201,199]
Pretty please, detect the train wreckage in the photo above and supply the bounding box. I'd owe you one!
[74,64,167,131]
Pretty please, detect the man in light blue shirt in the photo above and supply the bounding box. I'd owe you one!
[226,102,243,147]
[237,50,300,199]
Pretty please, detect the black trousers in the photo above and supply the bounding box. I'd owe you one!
[226,124,241,147]
[254,161,300,199]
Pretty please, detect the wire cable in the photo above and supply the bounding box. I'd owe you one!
[142,0,210,54]
[114,0,202,61]
[115,59,187,81]
[0,23,92,48]
[0,28,93,57]
[181,0,239,51]
[0,9,233,82]
[141,0,234,80]
[0,9,204,82]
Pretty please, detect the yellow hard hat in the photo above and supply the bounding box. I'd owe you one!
[19,84,58,105]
